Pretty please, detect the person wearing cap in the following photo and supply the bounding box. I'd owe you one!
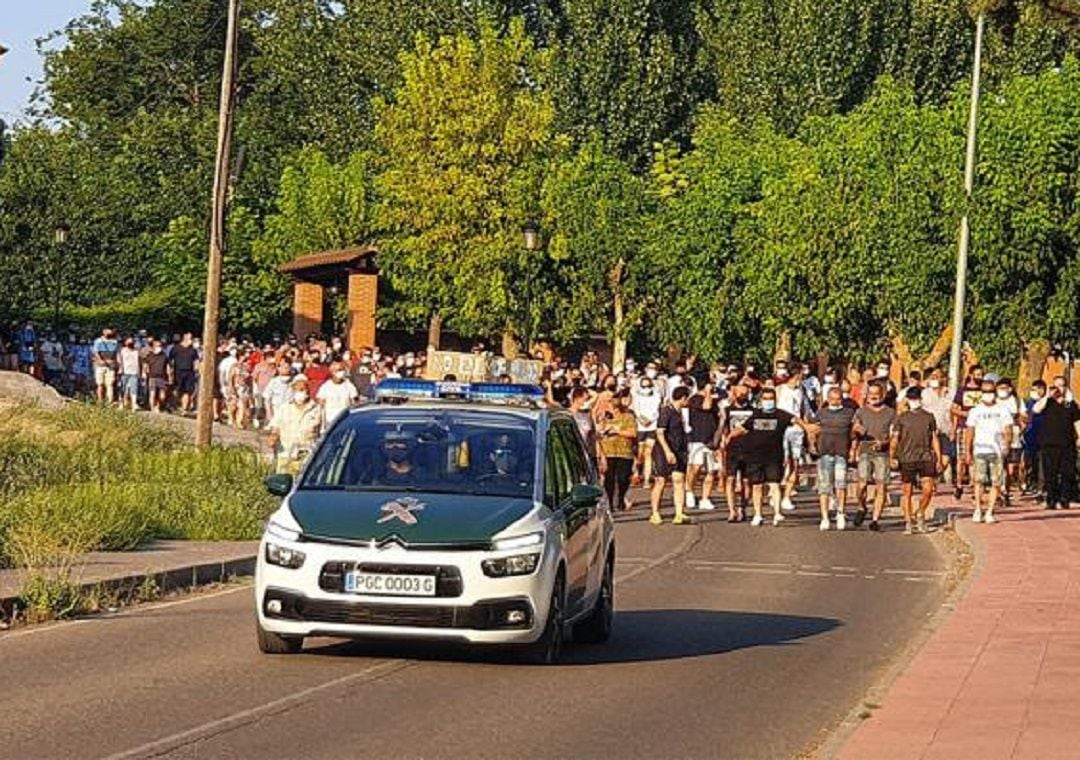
[266,374,324,474]
[891,386,945,534]
[381,429,421,485]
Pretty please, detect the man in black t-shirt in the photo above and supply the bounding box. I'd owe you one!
[728,387,805,527]
[650,386,691,526]
[720,384,755,522]
[143,339,170,413]
[891,386,944,533]
[811,385,858,531]
[686,383,720,512]
[1033,383,1080,509]
[170,332,198,413]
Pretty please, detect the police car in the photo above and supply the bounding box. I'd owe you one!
[255,379,615,663]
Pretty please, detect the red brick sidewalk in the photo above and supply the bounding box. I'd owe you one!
[840,496,1080,760]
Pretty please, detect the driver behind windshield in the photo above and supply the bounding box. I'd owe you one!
[478,433,528,488]
[381,430,421,486]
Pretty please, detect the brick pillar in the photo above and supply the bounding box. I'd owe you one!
[292,281,323,340]
[347,273,378,351]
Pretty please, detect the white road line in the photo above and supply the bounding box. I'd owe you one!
[795,571,832,577]
[685,560,790,569]
[722,567,791,575]
[1,585,252,643]
[102,660,410,760]
[882,569,946,576]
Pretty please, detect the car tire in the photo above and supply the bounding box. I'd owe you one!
[257,620,303,655]
[523,573,565,664]
[573,555,614,644]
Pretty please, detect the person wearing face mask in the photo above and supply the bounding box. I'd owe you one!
[591,374,619,424]
[1022,380,1048,497]
[228,349,254,429]
[921,370,955,485]
[1031,377,1080,510]
[726,387,811,527]
[631,375,662,486]
[598,390,638,511]
[720,384,755,522]
[965,379,1014,523]
[951,364,986,499]
[994,378,1023,506]
[891,387,945,534]
[91,327,120,405]
[118,337,142,411]
[852,382,897,530]
[650,386,692,525]
[316,361,360,432]
[808,386,858,531]
[266,375,324,475]
[143,339,170,413]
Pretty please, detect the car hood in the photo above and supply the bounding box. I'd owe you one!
[287,490,537,546]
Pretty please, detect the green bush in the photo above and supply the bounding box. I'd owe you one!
[0,403,275,569]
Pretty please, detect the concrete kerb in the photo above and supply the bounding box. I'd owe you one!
[813,506,983,759]
[0,554,256,623]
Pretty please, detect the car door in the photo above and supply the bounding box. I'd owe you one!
[546,422,587,610]
[553,420,600,614]
[559,420,605,605]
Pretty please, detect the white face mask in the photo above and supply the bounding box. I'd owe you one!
[877,367,889,378]
[928,379,941,389]
[645,368,658,379]
[981,392,996,405]
[907,400,922,411]
[1030,390,1042,400]
[997,389,1010,399]
[293,390,309,404]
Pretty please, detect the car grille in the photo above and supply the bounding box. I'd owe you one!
[263,588,532,630]
[318,561,463,598]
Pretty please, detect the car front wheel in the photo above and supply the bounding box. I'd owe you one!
[574,556,614,644]
[257,620,303,655]
[523,574,565,664]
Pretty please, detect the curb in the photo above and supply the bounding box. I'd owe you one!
[0,555,256,622]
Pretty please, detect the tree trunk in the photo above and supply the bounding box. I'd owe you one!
[611,260,626,373]
[502,326,519,360]
[1018,340,1051,397]
[427,312,442,352]
[774,331,791,365]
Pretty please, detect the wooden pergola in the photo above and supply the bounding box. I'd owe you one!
[277,245,378,350]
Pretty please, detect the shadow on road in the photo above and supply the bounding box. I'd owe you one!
[302,608,840,666]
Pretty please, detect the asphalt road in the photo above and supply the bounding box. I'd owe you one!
[0,496,950,760]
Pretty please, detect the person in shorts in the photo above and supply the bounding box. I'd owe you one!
[966,380,1014,523]
[853,382,897,527]
[891,386,944,534]
[118,336,142,410]
[720,384,755,522]
[686,382,720,511]
[91,328,119,405]
[994,377,1023,506]
[632,375,662,486]
[811,386,857,531]
[650,386,691,526]
[951,364,986,498]
[727,387,803,527]
[143,339,169,412]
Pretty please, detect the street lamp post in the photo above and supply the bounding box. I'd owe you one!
[53,224,70,330]
[521,221,540,359]
[947,12,986,393]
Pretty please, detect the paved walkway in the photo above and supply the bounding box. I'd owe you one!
[840,494,1080,760]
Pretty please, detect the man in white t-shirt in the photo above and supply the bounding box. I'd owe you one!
[632,375,662,485]
[316,362,359,431]
[40,334,65,387]
[775,372,806,511]
[965,379,1014,523]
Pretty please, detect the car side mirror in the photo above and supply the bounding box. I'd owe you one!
[571,482,603,507]
[264,473,293,497]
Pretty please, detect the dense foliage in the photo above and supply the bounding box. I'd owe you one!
[0,0,1078,369]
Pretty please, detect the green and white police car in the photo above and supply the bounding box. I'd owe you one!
[255,379,615,663]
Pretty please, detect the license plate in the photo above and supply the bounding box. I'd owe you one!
[343,571,436,597]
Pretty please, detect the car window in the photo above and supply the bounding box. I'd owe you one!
[556,420,592,487]
[545,425,573,507]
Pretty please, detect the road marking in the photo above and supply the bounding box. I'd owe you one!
[882,569,946,576]
[685,560,790,568]
[722,567,792,575]
[796,571,832,577]
[1,585,252,643]
[615,525,701,584]
[103,660,410,760]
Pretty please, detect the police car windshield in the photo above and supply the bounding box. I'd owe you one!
[300,409,537,499]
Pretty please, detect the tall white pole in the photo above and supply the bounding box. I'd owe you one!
[947,12,985,393]
[196,0,241,449]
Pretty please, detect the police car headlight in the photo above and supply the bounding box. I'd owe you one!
[490,532,544,552]
[482,553,540,577]
[265,542,306,569]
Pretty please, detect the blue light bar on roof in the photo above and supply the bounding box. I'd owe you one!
[374,379,545,405]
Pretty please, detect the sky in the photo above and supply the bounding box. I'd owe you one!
[0,0,94,124]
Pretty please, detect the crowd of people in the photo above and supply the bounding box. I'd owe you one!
[4,320,1078,531]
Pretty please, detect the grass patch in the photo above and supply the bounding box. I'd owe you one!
[0,403,275,574]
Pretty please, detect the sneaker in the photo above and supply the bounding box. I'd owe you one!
[853,508,866,527]
[697,498,716,511]
[649,512,663,526]
[750,514,764,527]
[904,523,913,535]
[983,512,996,524]
[836,512,847,531]
[781,496,796,512]
[672,513,690,525]
[685,491,697,509]
[972,507,983,523]
[819,517,830,531]
[868,520,881,532]
[916,516,927,533]
[954,485,963,500]
[1003,493,1011,508]
[772,512,785,527]
[829,496,838,513]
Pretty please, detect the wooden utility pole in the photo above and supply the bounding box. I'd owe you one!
[195,0,241,449]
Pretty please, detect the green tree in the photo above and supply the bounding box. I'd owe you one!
[374,19,561,348]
